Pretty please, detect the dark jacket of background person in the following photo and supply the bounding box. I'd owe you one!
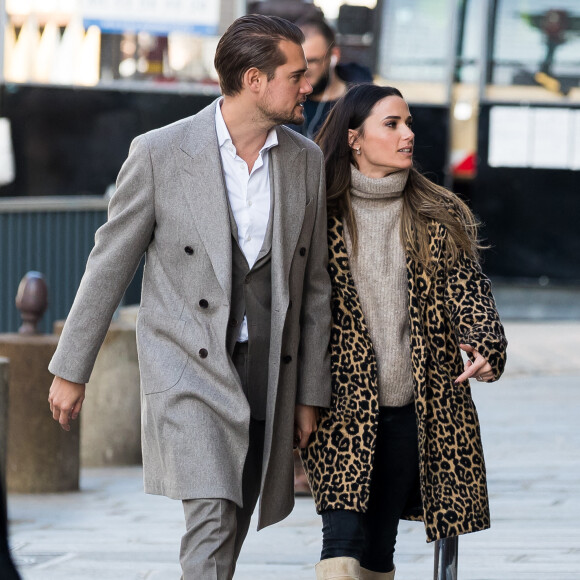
[302,213,507,542]
[287,62,373,139]
[1,481,21,580]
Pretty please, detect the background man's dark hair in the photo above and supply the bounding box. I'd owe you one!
[296,17,336,48]
[214,14,305,96]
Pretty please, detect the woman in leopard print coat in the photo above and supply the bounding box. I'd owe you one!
[302,84,507,580]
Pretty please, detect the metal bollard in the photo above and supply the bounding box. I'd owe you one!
[433,536,458,580]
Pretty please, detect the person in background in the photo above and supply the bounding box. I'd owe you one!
[47,15,331,580]
[302,83,507,579]
[287,17,372,140]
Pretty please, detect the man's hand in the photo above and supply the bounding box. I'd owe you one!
[455,344,494,384]
[48,376,86,431]
[293,404,319,449]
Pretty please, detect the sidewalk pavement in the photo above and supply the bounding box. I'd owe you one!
[7,320,580,579]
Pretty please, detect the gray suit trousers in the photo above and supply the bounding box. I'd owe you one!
[180,342,265,580]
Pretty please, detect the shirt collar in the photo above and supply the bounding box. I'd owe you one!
[215,98,278,155]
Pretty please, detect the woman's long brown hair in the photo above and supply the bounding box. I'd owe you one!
[315,84,484,270]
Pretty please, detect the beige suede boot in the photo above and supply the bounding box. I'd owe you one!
[315,556,360,579]
[360,566,395,580]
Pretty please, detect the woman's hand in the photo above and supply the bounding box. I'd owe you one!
[455,344,495,384]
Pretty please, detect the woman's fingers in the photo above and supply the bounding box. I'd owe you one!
[456,345,493,384]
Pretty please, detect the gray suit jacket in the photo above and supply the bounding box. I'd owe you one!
[49,99,332,529]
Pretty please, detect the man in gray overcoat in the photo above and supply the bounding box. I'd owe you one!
[48,15,331,579]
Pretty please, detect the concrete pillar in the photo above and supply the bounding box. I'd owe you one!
[83,321,141,466]
[0,358,9,497]
[54,311,141,467]
[0,335,79,493]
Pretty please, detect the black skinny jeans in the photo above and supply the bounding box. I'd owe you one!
[321,403,419,573]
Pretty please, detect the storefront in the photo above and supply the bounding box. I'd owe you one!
[375,0,580,282]
[0,0,235,197]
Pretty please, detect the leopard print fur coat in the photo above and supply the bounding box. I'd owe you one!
[301,214,507,542]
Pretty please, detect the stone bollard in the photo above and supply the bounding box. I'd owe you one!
[0,334,80,493]
[0,358,9,494]
[54,304,141,467]
[0,272,80,493]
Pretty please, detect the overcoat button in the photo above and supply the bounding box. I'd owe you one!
[283,355,292,364]
[199,348,208,358]
[229,318,238,327]
[199,299,209,309]
[299,247,306,256]
[184,246,194,255]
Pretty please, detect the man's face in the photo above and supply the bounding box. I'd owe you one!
[302,33,333,96]
[257,40,312,125]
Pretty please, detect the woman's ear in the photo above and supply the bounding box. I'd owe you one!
[348,129,359,150]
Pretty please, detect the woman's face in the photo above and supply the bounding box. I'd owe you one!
[349,95,414,178]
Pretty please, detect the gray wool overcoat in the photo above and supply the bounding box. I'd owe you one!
[49,99,332,530]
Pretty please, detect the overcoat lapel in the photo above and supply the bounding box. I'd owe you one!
[270,128,305,312]
[406,239,433,303]
[405,223,445,408]
[405,234,437,436]
[262,128,306,484]
[178,102,232,302]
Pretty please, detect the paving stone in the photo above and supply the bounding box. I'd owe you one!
[7,322,580,579]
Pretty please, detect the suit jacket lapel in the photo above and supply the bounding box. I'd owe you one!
[178,100,232,302]
[270,128,305,309]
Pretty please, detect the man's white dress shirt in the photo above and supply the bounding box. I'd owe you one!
[215,99,278,342]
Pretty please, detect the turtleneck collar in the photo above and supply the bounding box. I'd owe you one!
[350,165,409,200]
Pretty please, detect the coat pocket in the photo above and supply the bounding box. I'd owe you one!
[136,309,188,394]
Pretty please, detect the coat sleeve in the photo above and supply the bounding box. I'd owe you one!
[444,247,508,382]
[296,150,332,407]
[49,135,156,384]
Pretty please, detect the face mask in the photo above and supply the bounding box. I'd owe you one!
[310,69,330,96]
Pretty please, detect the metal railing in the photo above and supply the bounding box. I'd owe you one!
[0,196,108,334]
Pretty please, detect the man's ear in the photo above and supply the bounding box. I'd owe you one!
[330,46,340,68]
[243,67,264,94]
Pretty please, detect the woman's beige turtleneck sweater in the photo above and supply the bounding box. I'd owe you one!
[344,165,414,407]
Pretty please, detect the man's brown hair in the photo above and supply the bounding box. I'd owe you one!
[214,14,305,96]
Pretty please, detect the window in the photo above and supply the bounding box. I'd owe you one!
[377,0,454,84]
[492,0,580,92]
